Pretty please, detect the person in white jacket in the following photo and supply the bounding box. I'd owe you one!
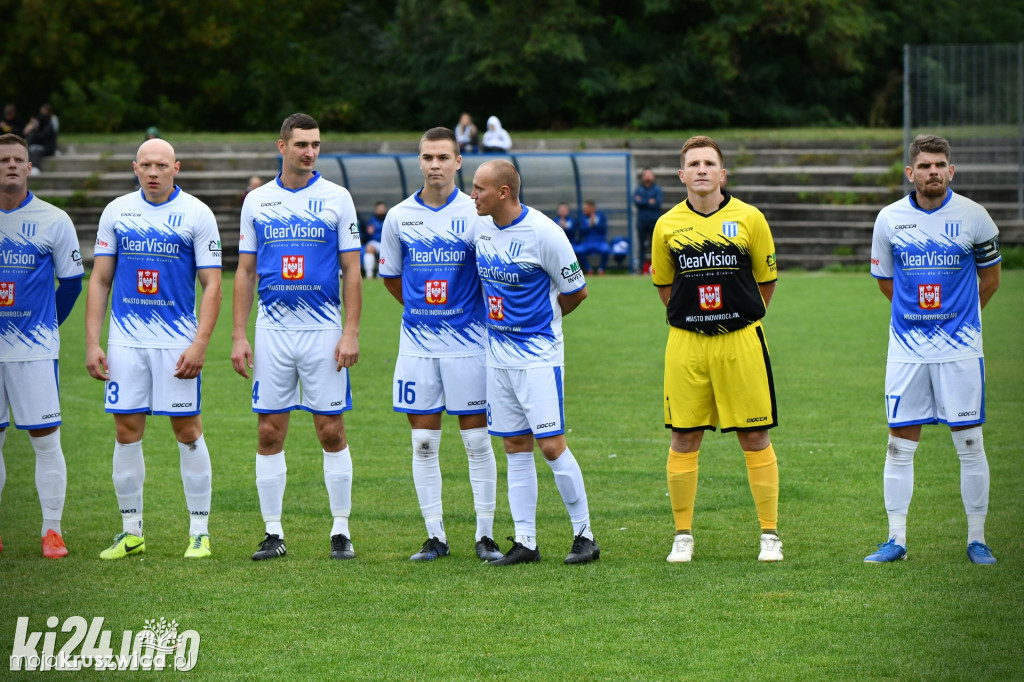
[480,116,511,153]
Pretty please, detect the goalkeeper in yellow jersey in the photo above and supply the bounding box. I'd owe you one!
[651,135,782,563]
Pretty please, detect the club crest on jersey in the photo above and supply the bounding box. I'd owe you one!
[425,279,448,304]
[722,221,738,238]
[451,218,467,234]
[944,220,961,239]
[488,295,504,320]
[918,283,941,309]
[698,284,722,311]
[282,255,305,280]
[137,269,159,295]
[0,282,14,306]
[21,222,37,238]
[165,213,184,229]
[309,199,324,214]
[508,240,524,259]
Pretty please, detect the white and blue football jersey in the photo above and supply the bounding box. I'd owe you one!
[95,187,221,349]
[871,189,1000,363]
[0,193,84,361]
[240,172,361,330]
[379,188,485,357]
[473,205,586,368]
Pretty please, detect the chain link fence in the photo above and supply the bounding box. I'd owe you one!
[904,43,1023,224]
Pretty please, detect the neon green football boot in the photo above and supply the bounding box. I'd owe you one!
[99,532,145,560]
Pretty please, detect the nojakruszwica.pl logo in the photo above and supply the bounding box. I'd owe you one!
[9,616,200,672]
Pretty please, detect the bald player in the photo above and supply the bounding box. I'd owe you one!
[470,160,599,566]
[86,137,222,560]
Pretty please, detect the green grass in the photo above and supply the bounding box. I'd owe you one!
[1,272,1022,679]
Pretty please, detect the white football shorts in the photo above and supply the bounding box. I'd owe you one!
[392,353,487,415]
[486,365,565,438]
[105,345,201,416]
[884,357,986,428]
[252,327,352,415]
[1,359,62,429]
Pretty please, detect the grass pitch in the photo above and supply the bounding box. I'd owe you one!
[1,271,1021,679]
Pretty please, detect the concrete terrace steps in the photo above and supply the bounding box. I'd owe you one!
[34,136,1024,270]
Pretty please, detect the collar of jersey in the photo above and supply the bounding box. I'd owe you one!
[275,171,321,193]
[0,191,32,214]
[685,190,731,218]
[414,187,459,212]
[140,186,181,207]
[494,205,529,230]
[908,188,953,214]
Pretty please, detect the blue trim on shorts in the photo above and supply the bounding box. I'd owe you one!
[489,427,533,437]
[106,408,153,415]
[13,420,61,430]
[298,405,352,416]
[153,410,201,417]
[254,405,302,414]
[888,417,939,428]
[447,408,487,416]
[394,406,445,415]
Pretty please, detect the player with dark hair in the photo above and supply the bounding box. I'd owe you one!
[866,134,1002,565]
[379,127,503,562]
[86,137,222,560]
[232,113,363,561]
[0,133,83,558]
[652,135,782,563]
[471,159,600,566]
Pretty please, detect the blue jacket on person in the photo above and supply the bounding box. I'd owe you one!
[633,183,663,227]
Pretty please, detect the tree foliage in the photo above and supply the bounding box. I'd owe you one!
[0,0,1019,133]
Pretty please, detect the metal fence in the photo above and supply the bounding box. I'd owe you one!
[314,152,636,270]
[903,43,1023,220]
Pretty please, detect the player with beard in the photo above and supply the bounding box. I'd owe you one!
[866,134,1002,564]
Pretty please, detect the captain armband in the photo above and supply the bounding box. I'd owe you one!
[973,236,1001,265]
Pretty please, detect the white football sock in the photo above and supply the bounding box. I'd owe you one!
[362,251,376,278]
[461,427,496,540]
[112,440,145,537]
[323,447,353,538]
[255,452,286,537]
[31,429,66,536]
[547,448,593,539]
[411,429,445,542]
[883,435,917,547]
[506,451,537,548]
[179,435,212,535]
[0,429,7,509]
[952,427,989,545]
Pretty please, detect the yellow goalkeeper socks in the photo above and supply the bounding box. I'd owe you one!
[744,444,779,530]
[667,449,699,532]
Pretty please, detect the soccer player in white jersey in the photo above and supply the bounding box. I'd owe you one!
[867,134,1002,565]
[470,160,600,566]
[231,113,362,562]
[379,127,503,562]
[86,138,222,560]
[0,133,83,559]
